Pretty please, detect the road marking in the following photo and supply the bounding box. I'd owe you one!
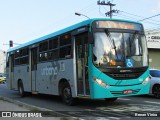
[118,98,130,101]
[108,117,120,120]
[99,103,160,112]
[144,101,160,105]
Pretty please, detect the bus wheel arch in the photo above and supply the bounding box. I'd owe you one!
[59,79,75,105]
[18,79,25,97]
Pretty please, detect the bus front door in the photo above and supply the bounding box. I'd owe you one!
[75,33,90,96]
[30,48,37,92]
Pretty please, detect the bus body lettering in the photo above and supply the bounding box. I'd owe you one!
[41,67,58,76]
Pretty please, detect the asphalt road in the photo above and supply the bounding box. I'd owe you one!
[0,83,160,120]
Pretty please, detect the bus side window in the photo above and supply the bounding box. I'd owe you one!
[47,52,52,60]
[59,33,72,59]
[48,50,59,60]
[39,53,47,61]
[49,37,58,50]
[59,46,71,59]
[39,41,48,52]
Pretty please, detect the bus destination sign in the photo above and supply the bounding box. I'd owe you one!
[96,21,142,31]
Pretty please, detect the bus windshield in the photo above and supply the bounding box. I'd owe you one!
[93,31,148,68]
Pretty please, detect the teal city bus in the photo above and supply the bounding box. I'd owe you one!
[6,18,150,105]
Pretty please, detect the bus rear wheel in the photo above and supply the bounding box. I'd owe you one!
[18,81,25,97]
[61,82,75,105]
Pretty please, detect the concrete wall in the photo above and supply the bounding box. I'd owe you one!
[146,30,160,70]
[148,49,160,70]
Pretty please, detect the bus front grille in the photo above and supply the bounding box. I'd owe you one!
[107,72,143,80]
[100,67,148,80]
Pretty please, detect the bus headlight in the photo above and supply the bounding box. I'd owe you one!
[142,76,150,85]
[93,77,110,88]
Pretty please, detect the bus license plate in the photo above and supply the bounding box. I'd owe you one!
[123,90,133,94]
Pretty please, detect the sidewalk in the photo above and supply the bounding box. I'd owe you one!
[0,97,73,120]
[0,96,73,120]
[0,100,29,111]
[0,96,51,112]
[0,99,29,111]
[0,83,74,119]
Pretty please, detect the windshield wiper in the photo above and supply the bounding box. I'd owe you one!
[104,30,118,59]
[105,30,116,49]
[128,37,132,55]
[127,31,143,57]
[128,32,138,54]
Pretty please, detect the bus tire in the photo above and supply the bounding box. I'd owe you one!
[18,81,25,97]
[105,98,117,102]
[61,82,75,106]
[152,84,160,98]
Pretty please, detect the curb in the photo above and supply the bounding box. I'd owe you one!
[0,96,71,117]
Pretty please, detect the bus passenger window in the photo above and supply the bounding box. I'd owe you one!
[39,41,48,52]
[53,50,59,60]
[45,53,48,59]
[49,38,58,49]
[60,34,71,46]
[59,46,71,59]
[39,53,47,61]
[48,52,52,60]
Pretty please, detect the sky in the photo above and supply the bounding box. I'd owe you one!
[0,0,160,51]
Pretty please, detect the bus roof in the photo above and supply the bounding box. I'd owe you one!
[7,18,142,52]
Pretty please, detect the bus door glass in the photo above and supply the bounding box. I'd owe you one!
[75,32,90,95]
[9,54,14,89]
[30,47,37,91]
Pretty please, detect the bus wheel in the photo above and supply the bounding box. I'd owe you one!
[18,81,25,97]
[105,98,117,102]
[153,85,160,98]
[61,82,75,105]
